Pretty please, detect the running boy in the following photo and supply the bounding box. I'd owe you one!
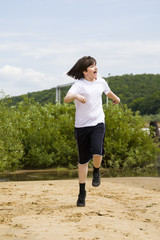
[64,56,120,207]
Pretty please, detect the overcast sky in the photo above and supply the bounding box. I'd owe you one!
[0,0,160,96]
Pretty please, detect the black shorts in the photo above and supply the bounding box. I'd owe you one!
[75,123,105,164]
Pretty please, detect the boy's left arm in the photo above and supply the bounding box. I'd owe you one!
[107,91,120,105]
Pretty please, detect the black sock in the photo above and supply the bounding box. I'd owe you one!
[93,166,99,173]
[79,183,86,195]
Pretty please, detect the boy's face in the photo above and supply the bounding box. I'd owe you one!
[83,63,98,81]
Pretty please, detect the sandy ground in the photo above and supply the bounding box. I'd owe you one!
[0,177,160,240]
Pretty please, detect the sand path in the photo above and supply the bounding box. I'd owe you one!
[0,177,160,240]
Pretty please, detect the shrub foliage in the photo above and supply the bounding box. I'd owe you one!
[0,97,159,172]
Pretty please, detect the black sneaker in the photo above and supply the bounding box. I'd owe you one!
[92,171,100,187]
[77,191,86,207]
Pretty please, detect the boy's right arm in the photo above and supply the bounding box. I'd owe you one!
[107,91,120,105]
[64,92,86,104]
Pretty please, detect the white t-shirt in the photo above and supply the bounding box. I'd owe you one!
[68,77,110,128]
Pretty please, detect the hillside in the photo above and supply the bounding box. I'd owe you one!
[8,74,160,115]
[104,74,160,115]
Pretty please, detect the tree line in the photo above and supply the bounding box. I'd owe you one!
[8,74,160,116]
[105,74,160,115]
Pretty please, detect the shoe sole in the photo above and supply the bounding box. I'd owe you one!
[92,180,100,187]
[77,203,85,207]
[92,182,100,187]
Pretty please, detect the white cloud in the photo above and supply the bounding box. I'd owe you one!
[0,65,44,84]
[19,40,160,67]
[1,39,160,61]
[0,65,23,79]
[0,65,73,96]
[0,32,33,38]
[0,65,51,96]
[0,40,160,96]
[0,42,32,52]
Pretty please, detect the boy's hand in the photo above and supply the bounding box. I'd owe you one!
[64,92,86,103]
[112,97,120,105]
[113,100,118,105]
[76,94,87,104]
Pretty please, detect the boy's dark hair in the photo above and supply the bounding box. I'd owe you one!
[67,56,97,80]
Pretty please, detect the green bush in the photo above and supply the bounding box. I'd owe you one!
[0,97,159,172]
[103,103,159,170]
[0,101,24,171]
[15,100,77,169]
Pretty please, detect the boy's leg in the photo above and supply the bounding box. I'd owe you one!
[90,123,105,187]
[92,155,102,187]
[78,162,88,183]
[93,155,102,168]
[77,162,88,207]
